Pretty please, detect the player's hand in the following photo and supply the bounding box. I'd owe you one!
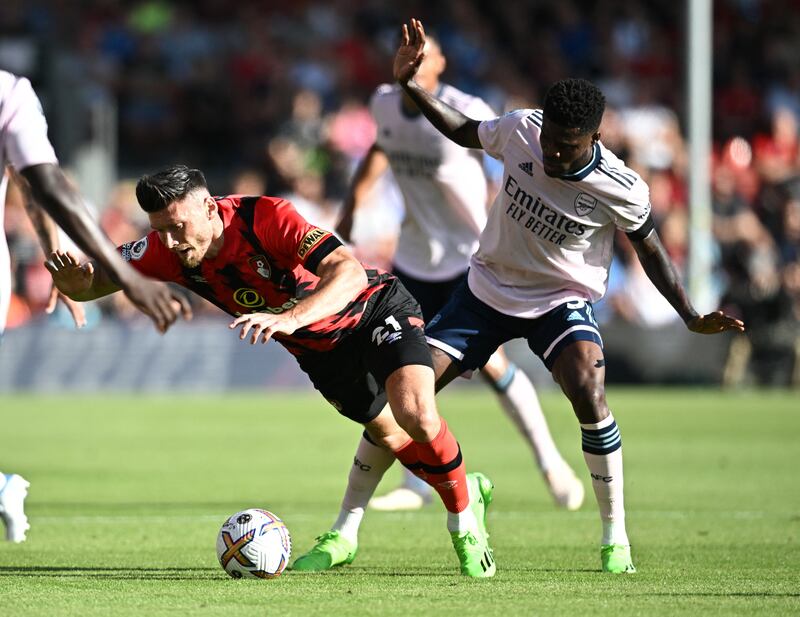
[45,284,87,328]
[229,312,300,345]
[119,271,193,334]
[45,250,95,299]
[686,310,745,334]
[393,18,427,84]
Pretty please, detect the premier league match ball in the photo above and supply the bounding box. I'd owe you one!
[216,508,292,579]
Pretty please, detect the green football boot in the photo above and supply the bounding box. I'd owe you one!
[450,472,496,578]
[601,544,636,573]
[291,531,357,572]
[451,530,495,577]
[468,472,494,539]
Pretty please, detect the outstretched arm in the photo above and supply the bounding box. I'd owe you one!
[19,163,191,331]
[45,250,122,302]
[335,144,390,243]
[10,169,87,327]
[629,223,745,334]
[394,18,482,149]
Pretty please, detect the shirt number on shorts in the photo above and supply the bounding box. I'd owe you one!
[372,315,403,346]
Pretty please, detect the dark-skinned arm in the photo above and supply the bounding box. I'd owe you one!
[336,143,390,243]
[10,168,88,326]
[399,81,482,148]
[393,19,482,149]
[20,164,136,285]
[20,163,191,331]
[628,219,744,334]
[14,172,60,255]
[45,250,122,302]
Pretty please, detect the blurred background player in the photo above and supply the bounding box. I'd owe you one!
[335,34,583,514]
[0,69,191,542]
[388,19,745,573]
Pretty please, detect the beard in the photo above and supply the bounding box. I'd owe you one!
[178,249,201,268]
[174,231,213,268]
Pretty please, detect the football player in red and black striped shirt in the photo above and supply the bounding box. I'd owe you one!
[45,164,495,577]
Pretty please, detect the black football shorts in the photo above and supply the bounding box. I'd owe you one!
[295,277,433,424]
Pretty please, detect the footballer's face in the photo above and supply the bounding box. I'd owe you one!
[149,190,219,267]
[539,118,599,178]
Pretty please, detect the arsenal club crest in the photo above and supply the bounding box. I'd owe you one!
[248,255,271,279]
[574,192,598,216]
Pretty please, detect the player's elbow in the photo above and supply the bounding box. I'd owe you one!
[345,260,368,293]
[22,163,63,198]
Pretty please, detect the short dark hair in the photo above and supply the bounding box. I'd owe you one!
[135,165,208,213]
[543,78,606,134]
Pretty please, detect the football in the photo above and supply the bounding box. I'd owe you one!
[216,509,292,579]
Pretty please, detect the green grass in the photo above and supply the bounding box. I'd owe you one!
[0,388,798,616]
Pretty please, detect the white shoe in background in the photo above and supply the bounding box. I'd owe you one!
[544,465,585,511]
[0,474,31,542]
[368,487,432,511]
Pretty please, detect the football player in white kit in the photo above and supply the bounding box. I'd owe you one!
[0,70,191,542]
[293,33,583,573]
[379,19,742,574]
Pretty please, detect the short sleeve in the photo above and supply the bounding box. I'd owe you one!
[118,232,181,281]
[477,109,531,161]
[254,198,341,272]
[609,178,653,233]
[3,77,58,170]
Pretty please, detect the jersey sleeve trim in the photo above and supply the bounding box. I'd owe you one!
[625,214,655,241]
[302,234,342,273]
[477,109,530,159]
[597,157,637,188]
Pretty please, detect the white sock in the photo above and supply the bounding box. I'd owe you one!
[400,467,432,495]
[0,473,6,492]
[446,506,479,535]
[332,434,395,544]
[580,414,629,546]
[491,364,566,473]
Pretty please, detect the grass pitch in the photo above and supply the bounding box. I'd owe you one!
[0,387,798,616]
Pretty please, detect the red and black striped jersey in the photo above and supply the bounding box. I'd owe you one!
[119,195,391,355]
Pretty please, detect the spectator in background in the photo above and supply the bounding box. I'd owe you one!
[2,0,799,385]
[715,143,800,386]
[231,169,268,197]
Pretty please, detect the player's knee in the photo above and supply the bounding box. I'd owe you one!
[480,349,509,382]
[566,379,608,423]
[482,360,516,393]
[414,407,441,438]
[392,405,440,441]
[373,430,407,452]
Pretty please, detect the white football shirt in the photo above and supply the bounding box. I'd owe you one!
[370,83,496,281]
[472,108,651,318]
[0,70,59,332]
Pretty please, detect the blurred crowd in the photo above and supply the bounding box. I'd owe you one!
[2,0,799,385]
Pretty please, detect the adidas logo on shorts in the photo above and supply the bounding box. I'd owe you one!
[567,311,585,322]
[518,161,534,176]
